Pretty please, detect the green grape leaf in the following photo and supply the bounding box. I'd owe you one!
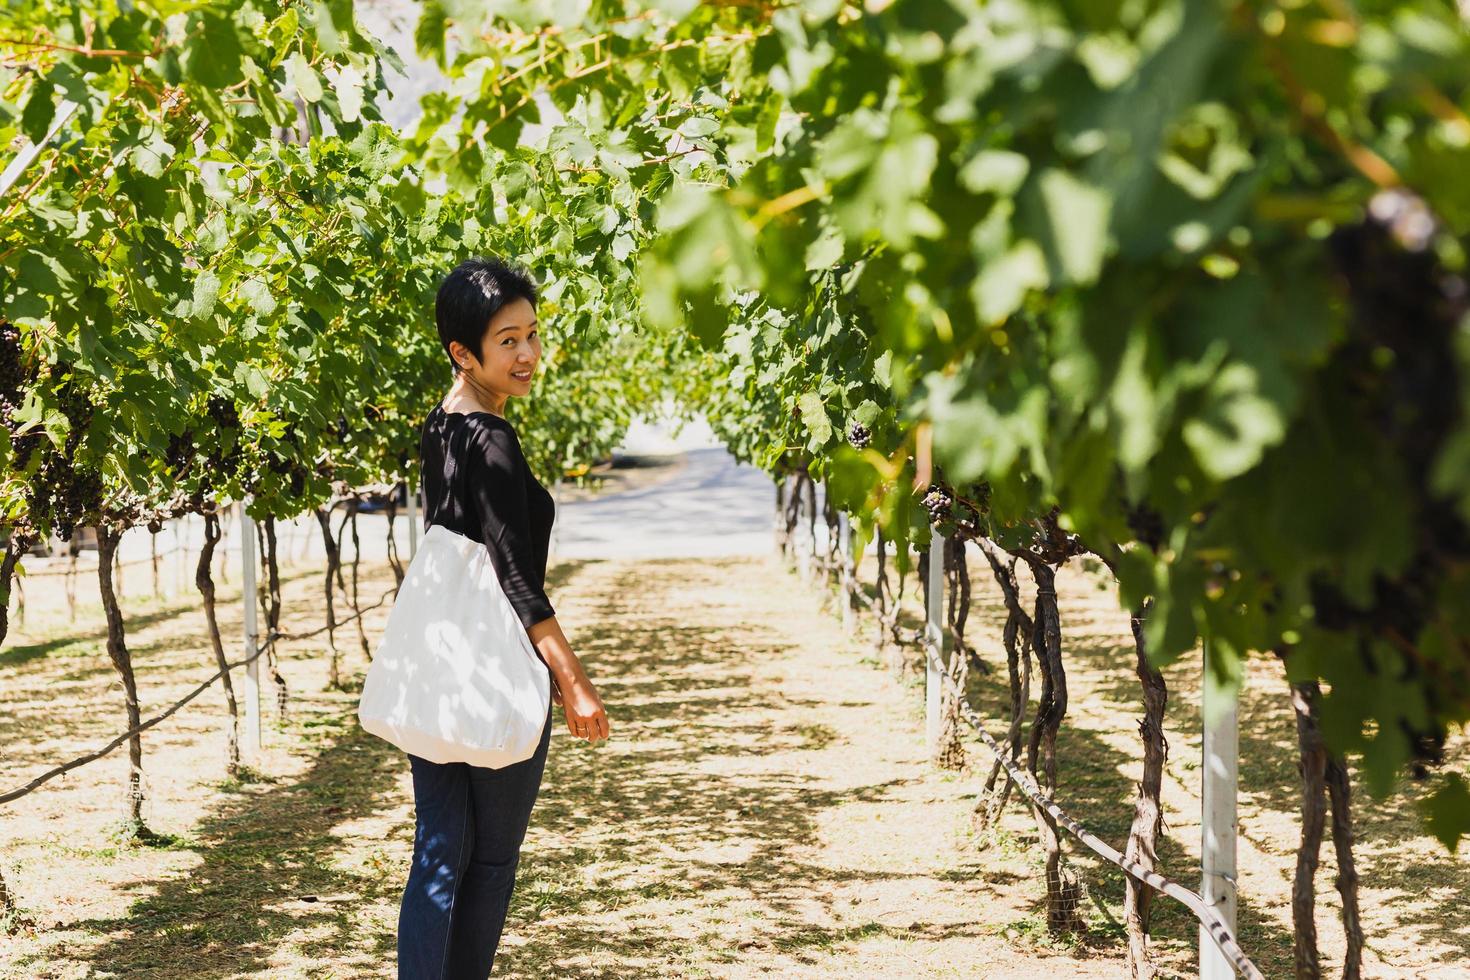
[1421,775,1470,854]
[191,271,221,319]
[238,278,277,315]
[196,212,229,255]
[1033,168,1112,286]
[237,363,270,400]
[826,446,878,513]
[415,0,449,69]
[798,390,833,446]
[804,225,844,271]
[958,150,1029,197]
[128,129,175,178]
[970,241,1047,325]
[21,79,56,143]
[329,65,365,123]
[312,0,357,55]
[610,233,636,263]
[850,399,880,428]
[1181,362,1288,482]
[183,10,246,89]
[286,52,324,104]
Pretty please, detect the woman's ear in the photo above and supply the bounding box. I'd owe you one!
[449,341,472,371]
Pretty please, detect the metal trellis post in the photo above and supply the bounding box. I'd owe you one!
[239,498,262,755]
[926,526,944,757]
[1201,637,1239,979]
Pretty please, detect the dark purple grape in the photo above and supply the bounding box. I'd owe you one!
[922,482,953,526]
[0,321,24,405]
[208,397,238,429]
[1125,501,1164,551]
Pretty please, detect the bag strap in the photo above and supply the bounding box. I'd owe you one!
[448,413,483,531]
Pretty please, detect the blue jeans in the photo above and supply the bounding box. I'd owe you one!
[397,698,553,979]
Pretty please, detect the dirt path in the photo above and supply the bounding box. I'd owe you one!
[488,554,1123,979]
[4,544,1125,979]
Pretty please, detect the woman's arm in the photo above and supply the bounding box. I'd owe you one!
[467,421,608,741]
[528,616,607,741]
[466,422,556,629]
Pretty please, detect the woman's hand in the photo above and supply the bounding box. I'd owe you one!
[559,676,609,744]
[527,618,606,743]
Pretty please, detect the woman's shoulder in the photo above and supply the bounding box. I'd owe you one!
[461,413,526,466]
[431,404,517,435]
[461,410,517,436]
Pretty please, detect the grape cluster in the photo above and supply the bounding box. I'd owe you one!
[164,430,196,473]
[0,320,25,425]
[28,455,104,541]
[1367,188,1436,253]
[847,419,870,449]
[1125,501,1165,552]
[12,363,102,539]
[1,321,39,470]
[206,395,239,431]
[55,377,93,433]
[922,481,953,526]
[1308,209,1470,773]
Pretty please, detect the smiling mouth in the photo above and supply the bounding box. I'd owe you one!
[511,369,533,381]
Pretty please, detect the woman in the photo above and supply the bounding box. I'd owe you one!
[398,256,610,979]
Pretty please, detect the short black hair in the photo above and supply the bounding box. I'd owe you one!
[435,257,538,375]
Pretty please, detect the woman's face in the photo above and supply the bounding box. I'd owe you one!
[454,296,540,396]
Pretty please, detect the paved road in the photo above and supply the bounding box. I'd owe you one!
[551,414,777,561]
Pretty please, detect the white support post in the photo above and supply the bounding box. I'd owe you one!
[0,100,80,198]
[794,480,809,580]
[1201,637,1239,979]
[774,477,784,544]
[806,479,817,580]
[238,498,262,756]
[174,517,184,596]
[406,477,418,559]
[814,480,826,561]
[925,527,944,758]
[838,511,852,631]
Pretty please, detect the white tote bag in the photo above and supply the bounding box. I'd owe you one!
[357,522,552,768]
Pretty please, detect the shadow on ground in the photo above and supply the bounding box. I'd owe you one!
[492,557,991,978]
[73,713,405,979]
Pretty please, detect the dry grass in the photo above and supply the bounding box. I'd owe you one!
[1,526,1466,978]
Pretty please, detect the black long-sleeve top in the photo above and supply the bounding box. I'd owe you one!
[419,404,556,630]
